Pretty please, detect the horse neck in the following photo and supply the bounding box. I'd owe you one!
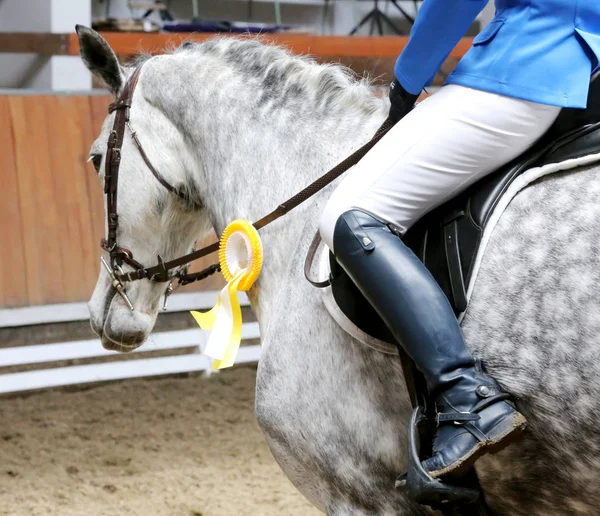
[216,116,386,324]
[154,54,386,324]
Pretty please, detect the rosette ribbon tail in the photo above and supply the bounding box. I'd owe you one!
[190,270,245,370]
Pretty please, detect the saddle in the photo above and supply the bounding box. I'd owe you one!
[330,78,600,345]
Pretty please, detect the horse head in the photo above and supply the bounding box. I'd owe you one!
[78,27,210,351]
[78,25,385,352]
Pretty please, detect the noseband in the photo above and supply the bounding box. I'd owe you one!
[99,62,394,311]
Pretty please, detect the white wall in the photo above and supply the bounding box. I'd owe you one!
[0,0,91,90]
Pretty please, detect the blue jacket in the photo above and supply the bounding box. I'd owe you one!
[394,0,600,108]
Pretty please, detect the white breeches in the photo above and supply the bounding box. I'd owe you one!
[319,85,561,251]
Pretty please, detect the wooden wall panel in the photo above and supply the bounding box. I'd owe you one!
[9,96,51,305]
[43,96,98,302]
[23,97,67,304]
[0,97,28,307]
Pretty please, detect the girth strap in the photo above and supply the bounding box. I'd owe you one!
[442,210,468,313]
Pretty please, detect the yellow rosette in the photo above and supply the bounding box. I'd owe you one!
[190,220,263,370]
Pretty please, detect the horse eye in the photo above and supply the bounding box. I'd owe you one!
[89,154,102,174]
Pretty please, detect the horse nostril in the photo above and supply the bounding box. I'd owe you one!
[128,331,147,344]
[101,334,146,353]
[103,327,148,351]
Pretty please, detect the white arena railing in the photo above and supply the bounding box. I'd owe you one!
[0,292,261,395]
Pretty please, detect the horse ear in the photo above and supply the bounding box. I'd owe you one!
[76,25,124,95]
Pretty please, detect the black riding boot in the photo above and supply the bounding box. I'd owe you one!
[332,209,527,479]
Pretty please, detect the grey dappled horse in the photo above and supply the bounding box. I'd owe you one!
[79,27,600,515]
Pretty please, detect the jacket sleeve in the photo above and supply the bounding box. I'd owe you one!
[394,0,489,95]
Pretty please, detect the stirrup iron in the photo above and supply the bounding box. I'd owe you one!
[396,407,482,508]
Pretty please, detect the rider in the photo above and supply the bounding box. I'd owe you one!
[319,0,600,479]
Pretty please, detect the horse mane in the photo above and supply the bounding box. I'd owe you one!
[133,36,383,117]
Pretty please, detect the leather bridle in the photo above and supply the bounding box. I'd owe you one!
[99,63,393,311]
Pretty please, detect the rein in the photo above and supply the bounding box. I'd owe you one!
[101,63,394,308]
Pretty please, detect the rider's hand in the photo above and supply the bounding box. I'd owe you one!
[388,79,419,125]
